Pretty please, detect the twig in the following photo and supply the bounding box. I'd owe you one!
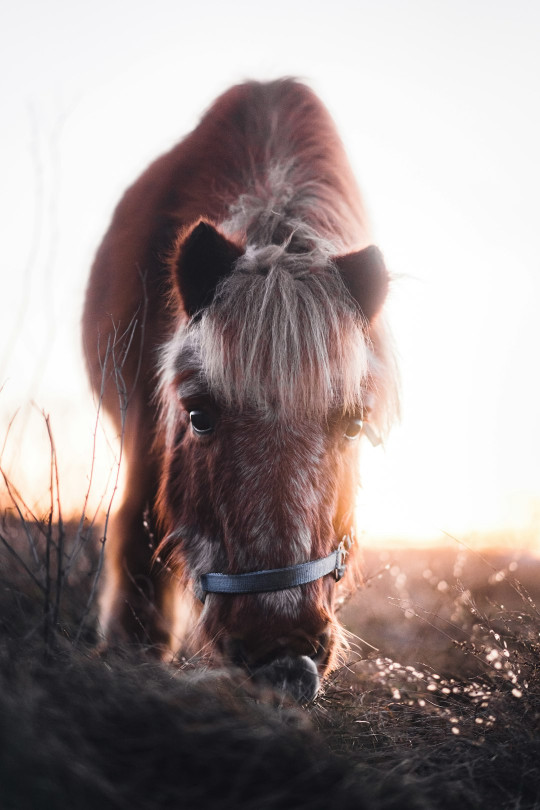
[0,407,21,466]
[42,412,65,630]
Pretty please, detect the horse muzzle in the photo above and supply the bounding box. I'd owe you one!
[252,655,320,703]
[217,627,331,704]
[197,541,352,703]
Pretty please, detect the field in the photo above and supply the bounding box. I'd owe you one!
[1,509,539,809]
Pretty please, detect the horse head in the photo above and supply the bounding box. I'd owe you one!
[156,220,391,701]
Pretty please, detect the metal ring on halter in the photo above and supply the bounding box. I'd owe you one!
[334,535,352,581]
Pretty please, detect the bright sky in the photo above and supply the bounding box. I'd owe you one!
[1,0,539,548]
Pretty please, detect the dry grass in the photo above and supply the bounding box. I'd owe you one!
[1,509,539,809]
[316,546,540,808]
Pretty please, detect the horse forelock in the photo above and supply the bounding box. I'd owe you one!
[162,251,380,424]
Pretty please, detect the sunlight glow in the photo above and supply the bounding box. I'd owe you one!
[1,1,539,551]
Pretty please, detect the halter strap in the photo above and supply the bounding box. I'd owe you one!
[200,537,352,598]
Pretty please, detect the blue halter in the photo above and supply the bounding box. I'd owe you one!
[200,535,353,599]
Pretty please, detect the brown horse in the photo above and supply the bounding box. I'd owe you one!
[83,79,398,701]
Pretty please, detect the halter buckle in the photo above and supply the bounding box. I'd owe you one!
[334,534,353,581]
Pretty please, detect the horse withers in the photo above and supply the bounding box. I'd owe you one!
[82,79,398,702]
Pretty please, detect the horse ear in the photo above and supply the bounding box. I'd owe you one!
[173,220,244,316]
[335,245,389,323]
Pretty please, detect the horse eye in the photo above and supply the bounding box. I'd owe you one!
[189,409,215,435]
[344,418,363,440]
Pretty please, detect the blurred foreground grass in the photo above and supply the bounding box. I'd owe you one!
[1,510,539,809]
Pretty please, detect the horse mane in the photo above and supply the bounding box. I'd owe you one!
[206,78,369,248]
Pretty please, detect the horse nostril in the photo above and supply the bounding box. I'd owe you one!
[222,638,249,669]
[252,655,320,704]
